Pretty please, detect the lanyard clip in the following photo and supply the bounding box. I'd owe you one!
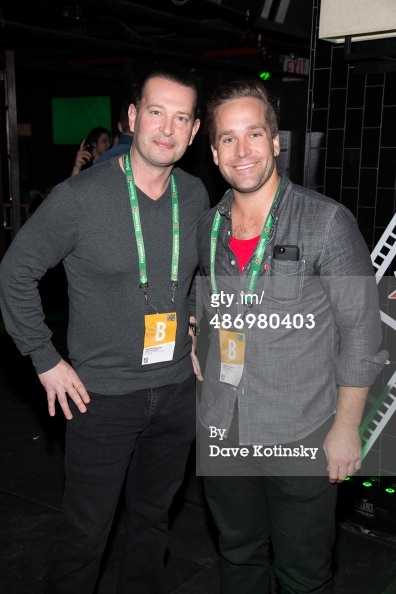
[140,283,149,306]
[242,302,253,320]
[171,282,178,303]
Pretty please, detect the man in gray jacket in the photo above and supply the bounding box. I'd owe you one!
[196,79,387,594]
[0,63,208,594]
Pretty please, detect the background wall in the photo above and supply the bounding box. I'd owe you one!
[16,67,132,196]
[305,1,396,478]
[306,1,396,253]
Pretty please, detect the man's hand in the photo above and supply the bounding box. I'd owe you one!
[189,317,203,381]
[38,359,90,420]
[323,423,362,483]
[323,385,369,483]
[190,335,203,381]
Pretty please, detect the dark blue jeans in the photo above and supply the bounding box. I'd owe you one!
[44,373,196,594]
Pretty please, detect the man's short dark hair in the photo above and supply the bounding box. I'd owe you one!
[206,79,279,146]
[132,62,199,119]
[118,103,132,134]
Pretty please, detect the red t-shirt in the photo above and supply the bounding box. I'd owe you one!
[229,235,260,273]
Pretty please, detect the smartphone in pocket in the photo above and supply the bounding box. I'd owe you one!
[273,245,300,261]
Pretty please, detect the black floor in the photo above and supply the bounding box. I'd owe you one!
[2,317,396,594]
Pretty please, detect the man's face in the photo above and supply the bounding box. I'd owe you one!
[128,77,200,169]
[211,97,280,194]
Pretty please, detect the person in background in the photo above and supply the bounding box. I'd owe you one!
[70,126,110,176]
[95,103,133,165]
[0,62,209,594]
[196,79,387,594]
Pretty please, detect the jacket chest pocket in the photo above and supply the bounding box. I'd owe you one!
[263,258,305,304]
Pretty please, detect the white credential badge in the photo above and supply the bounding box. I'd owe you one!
[219,329,245,386]
[142,312,177,364]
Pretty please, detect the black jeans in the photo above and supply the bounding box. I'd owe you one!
[44,373,196,594]
[201,403,336,593]
[204,474,337,594]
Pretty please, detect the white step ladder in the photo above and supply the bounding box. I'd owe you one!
[359,214,396,460]
[371,213,396,284]
[360,370,396,460]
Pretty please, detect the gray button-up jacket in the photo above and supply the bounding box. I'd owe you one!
[197,176,388,445]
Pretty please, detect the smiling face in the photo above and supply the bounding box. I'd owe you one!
[128,76,200,170]
[211,96,280,196]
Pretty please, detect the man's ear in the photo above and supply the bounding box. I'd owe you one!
[273,133,280,157]
[128,104,137,133]
[188,118,201,146]
[211,144,219,166]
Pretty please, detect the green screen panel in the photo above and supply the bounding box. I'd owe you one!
[52,96,111,144]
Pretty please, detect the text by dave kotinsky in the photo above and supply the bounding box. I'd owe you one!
[208,428,319,459]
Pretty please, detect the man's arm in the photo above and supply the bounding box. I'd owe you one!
[319,205,388,482]
[323,385,368,483]
[319,206,387,387]
[0,183,90,419]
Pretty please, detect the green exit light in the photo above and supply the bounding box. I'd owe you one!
[260,71,271,81]
[386,488,395,494]
[362,482,372,487]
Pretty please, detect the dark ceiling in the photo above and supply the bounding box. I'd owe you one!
[0,0,313,79]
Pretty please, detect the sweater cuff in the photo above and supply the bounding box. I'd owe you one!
[30,342,63,375]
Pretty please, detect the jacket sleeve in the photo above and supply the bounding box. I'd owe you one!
[319,204,388,387]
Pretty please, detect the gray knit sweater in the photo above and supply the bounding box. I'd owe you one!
[0,158,209,394]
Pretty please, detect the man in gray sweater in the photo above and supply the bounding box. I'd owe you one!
[0,63,209,594]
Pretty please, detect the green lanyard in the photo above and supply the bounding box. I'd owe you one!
[123,153,180,304]
[210,178,282,307]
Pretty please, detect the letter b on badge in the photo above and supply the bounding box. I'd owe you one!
[227,339,237,360]
[155,321,166,341]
